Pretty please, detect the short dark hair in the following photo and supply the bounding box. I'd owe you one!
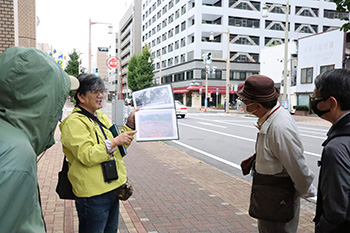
[74,73,105,105]
[315,69,350,110]
[258,99,278,110]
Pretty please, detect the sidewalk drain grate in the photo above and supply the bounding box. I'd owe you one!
[140,218,150,222]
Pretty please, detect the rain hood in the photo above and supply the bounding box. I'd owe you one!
[0,46,70,155]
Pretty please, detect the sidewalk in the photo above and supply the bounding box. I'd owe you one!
[37,104,317,233]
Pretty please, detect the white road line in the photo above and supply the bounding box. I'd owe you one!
[179,123,255,142]
[187,116,327,139]
[197,121,227,128]
[172,141,241,170]
[179,122,321,158]
[304,151,321,157]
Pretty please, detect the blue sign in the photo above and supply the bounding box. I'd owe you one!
[282,99,289,111]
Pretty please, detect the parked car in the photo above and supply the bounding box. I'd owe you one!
[175,100,187,118]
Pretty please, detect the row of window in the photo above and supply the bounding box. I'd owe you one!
[160,69,258,84]
[300,65,334,84]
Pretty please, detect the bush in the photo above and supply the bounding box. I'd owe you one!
[293,105,309,111]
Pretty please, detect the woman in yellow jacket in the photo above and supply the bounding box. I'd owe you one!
[60,73,137,233]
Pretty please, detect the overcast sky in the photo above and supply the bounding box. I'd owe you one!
[36,0,132,68]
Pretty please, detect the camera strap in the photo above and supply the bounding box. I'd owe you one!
[76,106,108,140]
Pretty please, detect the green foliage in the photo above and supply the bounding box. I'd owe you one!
[332,0,350,32]
[293,105,309,111]
[64,49,82,78]
[127,46,155,92]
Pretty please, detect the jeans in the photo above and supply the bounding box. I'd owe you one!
[75,190,119,233]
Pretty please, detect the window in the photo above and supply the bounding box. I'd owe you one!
[162,19,167,27]
[168,14,174,24]
[320,65,334,74]
[180,54,185,63]
[157,23,161,32]
[181,21,186,31]
[169,0,174,9]
[157,36,161,44]
[229,17,260,28]
[168,58,173,66]
[162,33,167,41]
[175,25,180,34]
[174,72,185,82]
[168,43,174,52]
[156,49,161,57]
[175,56,179,64]
[175,40,179,49]
[175,10,180,19]
[157,11,161,19]
[168,29,174,38]
[324,10,348,19]
[181,5,186,15]
[163,5,167,14]
[186,70,194,80]
[301,68,313,84]
[181,38,186,47]
[152,40,156,47]
[162,46,167,55]
[162,60,166,68]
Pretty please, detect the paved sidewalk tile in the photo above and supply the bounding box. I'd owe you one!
[36,102,316,232]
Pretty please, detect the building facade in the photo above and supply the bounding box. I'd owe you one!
[116,0,143,99]
[141,0,345,107]
[0,0,36,54]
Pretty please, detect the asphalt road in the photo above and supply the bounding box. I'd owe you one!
[167,111,329,189]
[102,102,329,188]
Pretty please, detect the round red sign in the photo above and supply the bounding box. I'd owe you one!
[106,57,119,69]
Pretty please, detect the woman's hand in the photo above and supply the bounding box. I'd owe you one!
[126,107,140,130]
[111,130,137,148]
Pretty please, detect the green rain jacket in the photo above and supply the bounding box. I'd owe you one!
[0,47,70,232]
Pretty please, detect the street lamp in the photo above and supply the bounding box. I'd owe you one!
[88,18,113,73]
[262,1,290,106]
[210,29,230,113]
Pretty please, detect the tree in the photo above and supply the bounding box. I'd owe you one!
[127,46,154,92]
[64,49,82,77]
[332,0,350,32]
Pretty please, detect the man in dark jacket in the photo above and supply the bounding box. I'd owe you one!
[311,69,350,233]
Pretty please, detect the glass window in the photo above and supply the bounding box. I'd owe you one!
[301,67,313,84]
[320,65,334,74]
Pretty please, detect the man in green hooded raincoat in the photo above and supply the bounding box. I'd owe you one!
[0,47,76,232]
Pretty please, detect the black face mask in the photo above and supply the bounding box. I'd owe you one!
[310,99,330,117]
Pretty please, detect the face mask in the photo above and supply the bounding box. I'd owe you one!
[310,98,330,117]
[241,101,257,114]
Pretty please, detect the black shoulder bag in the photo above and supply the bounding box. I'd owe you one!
[56,156,76,200]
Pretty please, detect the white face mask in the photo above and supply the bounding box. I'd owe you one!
[241,101,257,114]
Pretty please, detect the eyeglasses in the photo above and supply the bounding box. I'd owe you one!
[90,89,106,95]
[310,94,326,102]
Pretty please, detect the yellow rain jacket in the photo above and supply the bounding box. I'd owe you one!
[59,107,132,197]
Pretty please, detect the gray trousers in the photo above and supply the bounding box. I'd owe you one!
[258,196,300,233]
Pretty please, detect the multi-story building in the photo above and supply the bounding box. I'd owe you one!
[141,0,344,108]
[0,0,36,54]
[96,47,109,82]
[117,0,143,99]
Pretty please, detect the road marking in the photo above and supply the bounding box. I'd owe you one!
[188,116,327,140]
[179,123,322,158]
[304,151,321,157]
[197,121,227,128]
[179,123,256,142]
[172,141,242,170]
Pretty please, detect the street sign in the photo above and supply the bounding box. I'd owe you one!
[106,56,118,69]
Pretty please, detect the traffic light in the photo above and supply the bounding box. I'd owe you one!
[205,65,209,74]
[207,52,212,64]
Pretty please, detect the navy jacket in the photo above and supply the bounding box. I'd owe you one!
[314,113,350,233]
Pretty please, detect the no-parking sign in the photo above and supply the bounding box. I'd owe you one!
[106,56,119,69]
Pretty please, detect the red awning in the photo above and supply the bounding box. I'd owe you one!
[172,86,236,94]
[173,87,189,94]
